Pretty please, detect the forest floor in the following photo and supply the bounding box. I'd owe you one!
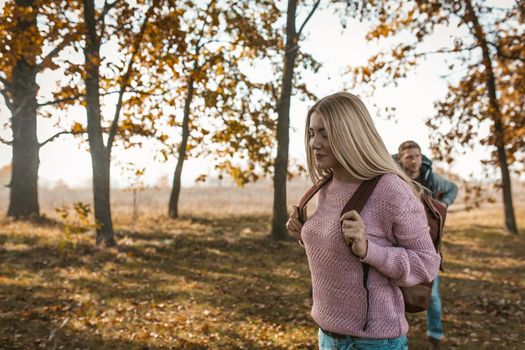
[1,206,524,349]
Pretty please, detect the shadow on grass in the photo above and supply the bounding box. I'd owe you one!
[3,215,523,349]
[0,215,316,348]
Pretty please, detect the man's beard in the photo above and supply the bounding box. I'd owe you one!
[404,167,420,179]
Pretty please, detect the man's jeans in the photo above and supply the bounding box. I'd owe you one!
[427,275,443,340]
[318,328,408,350]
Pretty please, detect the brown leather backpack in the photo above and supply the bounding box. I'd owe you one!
[297,174,446,319]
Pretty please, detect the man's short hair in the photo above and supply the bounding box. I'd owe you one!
[398,140,421,156]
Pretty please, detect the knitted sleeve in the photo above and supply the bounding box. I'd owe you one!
[360,187,441,287]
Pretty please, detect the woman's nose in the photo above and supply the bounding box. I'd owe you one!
[310,136,321,149]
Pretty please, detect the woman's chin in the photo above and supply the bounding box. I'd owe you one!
[315,161,329,170]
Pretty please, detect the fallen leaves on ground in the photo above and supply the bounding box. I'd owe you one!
[0,208,524,349]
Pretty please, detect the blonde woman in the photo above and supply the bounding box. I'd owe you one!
[286,92,440,350]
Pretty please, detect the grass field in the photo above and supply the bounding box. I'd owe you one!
[0,185,524,349]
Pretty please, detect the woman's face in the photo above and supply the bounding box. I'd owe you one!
[308,112,341,170]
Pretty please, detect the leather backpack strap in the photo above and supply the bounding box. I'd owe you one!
[297,176,331,224]
[297,175,382,331]
[298,175,381,224]
[339,175,382,332]
[339,176,381,217]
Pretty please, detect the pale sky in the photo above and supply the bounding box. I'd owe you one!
[0,4,503,188]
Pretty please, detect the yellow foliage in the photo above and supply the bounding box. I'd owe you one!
[71,122,85,134]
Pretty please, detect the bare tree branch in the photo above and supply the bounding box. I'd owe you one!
[297,0,321,38]
[99,0,120,38]
[0,136,13,146]
[37,89,145,107]
[414,45,477,57]
[0,88,13,111]
[270,82,278,103]
[106,0,157,154]
[36,25,83,73]
[195,0,217,52]
[364,45,477,70]
[38,94,85,107]
[0,76,12,110]
[99,0,112,21]
[39,130,81,148]
[199,38,234,49]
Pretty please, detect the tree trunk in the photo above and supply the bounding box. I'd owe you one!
[271,0,299,240]
[7,0,40,219]
[91,146,114,245]
[465,0,518,234]
[83,0,115,246]
[493,122,517,234]
[168,77,195,219]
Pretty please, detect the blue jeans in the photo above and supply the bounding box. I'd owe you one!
[427,275,442,340]
[318,328,408,350]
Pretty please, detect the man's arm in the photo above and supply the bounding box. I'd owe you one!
[431,173,459,207]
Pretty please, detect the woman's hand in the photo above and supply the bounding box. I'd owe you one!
[340,210,368,259]
[286,205,303,241]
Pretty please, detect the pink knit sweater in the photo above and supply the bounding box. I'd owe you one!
[301,173,440,339]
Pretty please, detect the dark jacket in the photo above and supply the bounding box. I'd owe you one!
[392,154,459,207]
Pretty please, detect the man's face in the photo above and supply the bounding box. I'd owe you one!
[399,147,422,177]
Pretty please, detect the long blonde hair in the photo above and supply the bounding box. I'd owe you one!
[305,92,420,196]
